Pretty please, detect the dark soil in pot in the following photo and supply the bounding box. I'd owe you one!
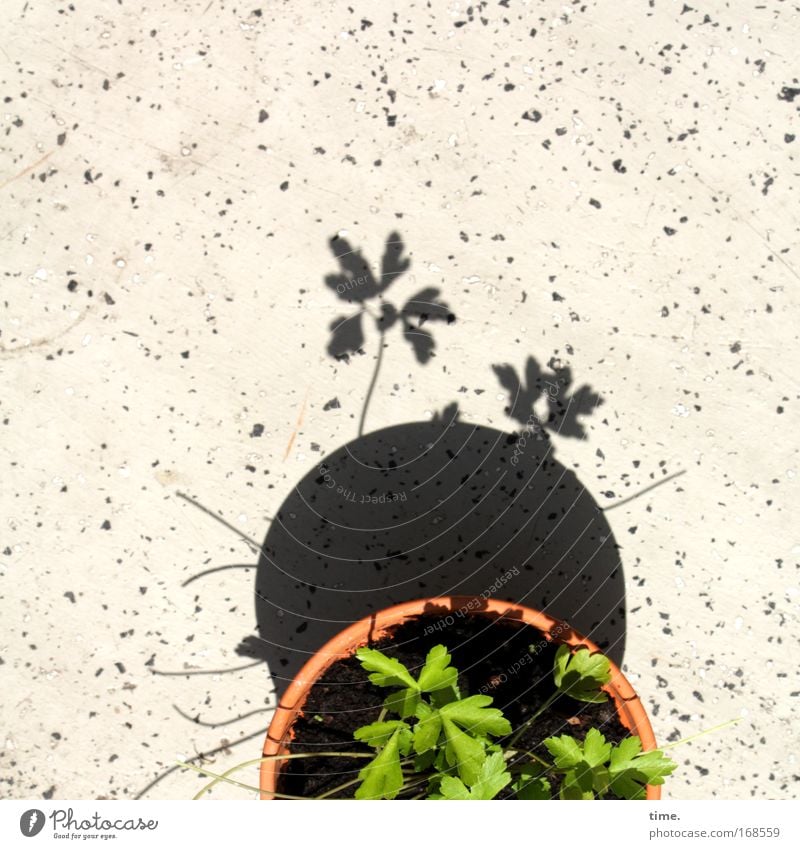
[277,613,630,799]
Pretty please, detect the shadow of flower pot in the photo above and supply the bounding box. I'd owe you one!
[250,408,625,696]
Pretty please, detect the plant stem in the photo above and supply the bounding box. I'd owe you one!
[318,754,427,801]
[178,761,303,801]
[358,326,386,437]
[179,752,373,800]
[507,691,560,748]
[316,775,365,800]
[507,749,554,773]
[659,718,741,751]
[396,775,432,797]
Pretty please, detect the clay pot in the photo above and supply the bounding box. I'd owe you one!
[261,596,660,800]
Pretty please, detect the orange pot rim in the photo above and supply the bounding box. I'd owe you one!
[261,596,661,800]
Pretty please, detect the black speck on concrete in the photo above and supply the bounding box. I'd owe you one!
[250,423,265,437]
[323,397,341,411]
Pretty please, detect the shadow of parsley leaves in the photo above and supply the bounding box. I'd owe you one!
[492,355,604,439]
[325,231,455,364]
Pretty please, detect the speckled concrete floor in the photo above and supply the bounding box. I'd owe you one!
[1,0,798,801]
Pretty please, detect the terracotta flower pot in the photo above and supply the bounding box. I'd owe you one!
[261,596,661,800]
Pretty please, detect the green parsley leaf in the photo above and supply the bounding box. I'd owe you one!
[382,687,420,719]
[512,765,552,800]
[437,775,470,800]
[559,760,596,800]
[543,734,583,769]
[442,716,487,786]
[608,736,677,800]
[553,645,611,703]
[413,701,443,754]
[413,749,437,772]
[582,727,612,768]
[354,728,405,800]
[354,720,411,750]
[438,752,511,800]
[439,694,513,738]
[355,646,418,690]
[429,683,461,709]
[544,730,612,797]
[417,645,459,693]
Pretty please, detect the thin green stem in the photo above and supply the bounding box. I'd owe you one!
[396,775,433,798]
[507,691,560,748]
[660,718,741,751]
[318,753,423,800]
[509,749,554,773]
[316,774,364,800]
[180,761,263,797]
[180,752,373,800]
